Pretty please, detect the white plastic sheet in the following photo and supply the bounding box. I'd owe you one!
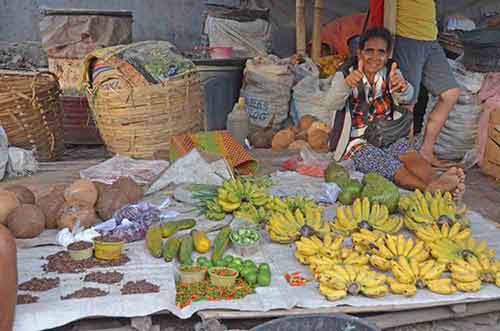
[80,155,169,185]
[13,209,500,331]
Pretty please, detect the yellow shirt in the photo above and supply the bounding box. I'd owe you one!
[396,0,438,41]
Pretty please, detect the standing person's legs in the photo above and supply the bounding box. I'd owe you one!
[393,36,427,106]
[419,41,460,164]
[0,225,17,331]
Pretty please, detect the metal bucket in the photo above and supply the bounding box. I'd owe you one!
[251,313,380,331]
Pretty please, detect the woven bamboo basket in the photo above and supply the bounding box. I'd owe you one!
[0,70,65,161]
[85,71,204,159]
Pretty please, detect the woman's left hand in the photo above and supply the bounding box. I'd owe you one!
[389,62,408,93]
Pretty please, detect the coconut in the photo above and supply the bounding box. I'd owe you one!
[298,115,317,131]
[111,177,143,203]
[96,187,130,220]
[0,190,20,225]
[4,185,35,204]
[37,189,66,229]
[288,140,310,150]
[307,121,330,137]
[64,179,98,208]
[271,128,295,150]
[58,205,98,230]
[6,204,45,238]
[308,129,329,151]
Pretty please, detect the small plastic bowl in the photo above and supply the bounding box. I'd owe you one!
[208,267,239,288]
[93,236,125,260]
[67,241,93,261]
[178,266,207,284]
[230,230,261,257]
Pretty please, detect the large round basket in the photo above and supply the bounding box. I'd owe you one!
[0,70,65,161]
[85,71,204,159]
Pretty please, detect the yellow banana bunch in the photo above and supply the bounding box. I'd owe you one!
[369,234,429,271]
[318,264,388,300]
[416,222,471,243]
[266,208,328,243]
[388,257,449,296]
[400,190,470,232]
[351,229,384,253]
[205,199,226,220]
[464,255,500,284]
[426,278,458,295]
[456,238,496,260]
[309,255,341,277]
[217,179,270,214]
[267,196,323,217]
[233,203,268,224]
[450,259,482,292]
[333,198,402,235]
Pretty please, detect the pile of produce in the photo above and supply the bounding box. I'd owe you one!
[0,176,144,238]
[271,115,330,152]
[287,179,500,301]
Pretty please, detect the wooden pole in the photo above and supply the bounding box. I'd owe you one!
[296,0,306,55]
[311,0,324,62]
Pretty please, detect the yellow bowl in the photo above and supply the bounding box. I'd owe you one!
[93,238,125,260]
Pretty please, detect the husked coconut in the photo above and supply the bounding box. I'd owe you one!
[111,177,143,203]
[298,115,317,131]
[308,129,329,151]
[288,140,310,150]
[64,179,98,208]
[307,121,330,137]
[271,128,295,150]
[37,189,65,229]
[0,190,20,225]
[4,185,35,204]
[6,204,45,238]
[96,187,130,220]
[58,205,98,230]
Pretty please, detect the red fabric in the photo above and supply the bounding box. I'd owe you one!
[320,13,368,56]
[369,0,384,27]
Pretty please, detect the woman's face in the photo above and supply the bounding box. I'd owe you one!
[357,37,389,75]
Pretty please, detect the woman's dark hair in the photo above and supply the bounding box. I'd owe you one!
[358,27,393,52]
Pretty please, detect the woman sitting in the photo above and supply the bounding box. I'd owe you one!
[325,27,465,198]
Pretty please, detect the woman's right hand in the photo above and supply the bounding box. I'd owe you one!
[344,59,364,88]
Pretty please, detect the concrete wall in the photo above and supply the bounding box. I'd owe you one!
[1,0,499,57]
[0,0,366,57]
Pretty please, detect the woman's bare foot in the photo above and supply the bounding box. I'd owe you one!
[426,167,460,193]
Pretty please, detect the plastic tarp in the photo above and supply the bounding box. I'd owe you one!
[13,176,500,331]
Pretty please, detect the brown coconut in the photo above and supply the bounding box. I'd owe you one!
[58,205,98,230]
[6,204,45,238]
[64,179,98,208]
[111,177,144,203]
[4,185,35,204]
[37,189,66,229]
[271,128,295,150]
[96,187,130,220]
[0,190,20,225]
[298,115,317,131]
[307,121,330,137]
[308,129,329,151]
[288,140,310,150]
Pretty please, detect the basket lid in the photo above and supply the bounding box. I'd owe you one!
[462,28,500,47]
[41,8,133,17]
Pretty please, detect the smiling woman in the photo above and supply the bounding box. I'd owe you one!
[325,27,465,199]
